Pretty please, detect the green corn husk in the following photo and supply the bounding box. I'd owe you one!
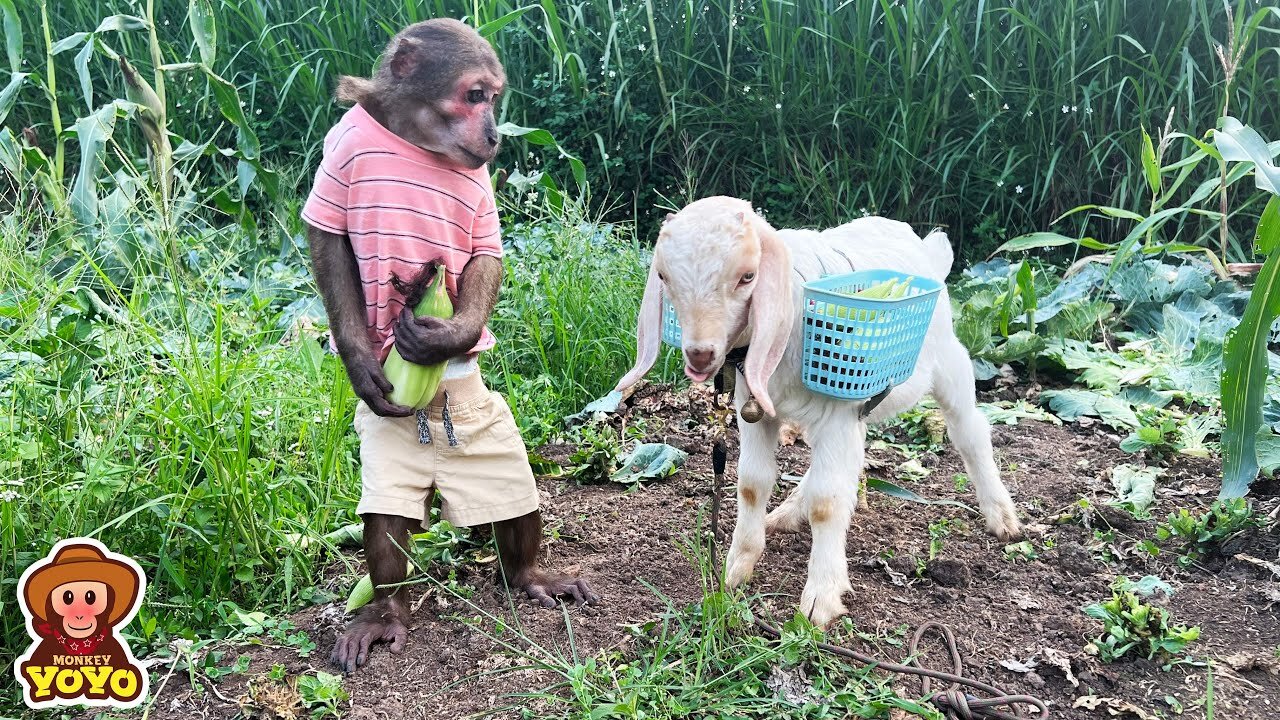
[384,266,455,408]
[345,561,414,613]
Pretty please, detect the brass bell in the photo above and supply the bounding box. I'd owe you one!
[739,396,764,423]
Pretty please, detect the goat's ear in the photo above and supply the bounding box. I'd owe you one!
[616,258,664,392]
[744,215,793,417]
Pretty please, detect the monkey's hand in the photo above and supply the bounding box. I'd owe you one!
[512,568,601,608]
[392,304,483,366]
[332,599,409,673]
[344,351,414,417]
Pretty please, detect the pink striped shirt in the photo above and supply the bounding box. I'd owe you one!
[302,104,501,360]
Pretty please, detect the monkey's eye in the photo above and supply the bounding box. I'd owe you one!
[740,272,756,285]
[63,590,74,605]
[85,590,96,605]
[466,89,486,103]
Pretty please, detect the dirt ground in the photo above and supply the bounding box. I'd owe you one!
[144,382,1280,720]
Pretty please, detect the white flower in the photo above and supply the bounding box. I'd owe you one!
[1015,185,1024,194]
[967,92,975,99]
[0,490,17,502]
[1086,107,1094,114]
[638,43,646,51]
[996,180,1005,187]
[1025,110,1033,117]
[743,85,750,92]
[1071,105,1078,112]
[1061,104,1069,113]
[1002,103,1009,110]
[609,70,616,78]
[775,103,782,109]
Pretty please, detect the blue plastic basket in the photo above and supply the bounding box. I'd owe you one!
[661,295,683,347]
[801,269,942,400]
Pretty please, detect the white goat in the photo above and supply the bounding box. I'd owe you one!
[616,196,1022,626]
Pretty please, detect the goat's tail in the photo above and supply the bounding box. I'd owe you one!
[922,229,954,280]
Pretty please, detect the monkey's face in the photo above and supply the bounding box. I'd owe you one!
[428,73,503,169]
[51,581,109,638]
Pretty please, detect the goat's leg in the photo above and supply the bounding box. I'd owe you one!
[932,337,1022,540]
[798,413,861,627]
[765,475,806,535]
[725,414,780,589]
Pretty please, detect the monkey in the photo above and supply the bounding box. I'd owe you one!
[302,19,598,674]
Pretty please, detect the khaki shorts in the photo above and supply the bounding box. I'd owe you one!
[353,371,539,528]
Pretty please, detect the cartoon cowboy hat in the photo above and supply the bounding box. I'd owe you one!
[23,543,140,626]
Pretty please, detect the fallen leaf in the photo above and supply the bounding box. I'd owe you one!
[1041,647,1079,688]
[1221,652,1280,675]
[999,657,1039,673]
[610,443,687,484]
[1072,695,1158,720]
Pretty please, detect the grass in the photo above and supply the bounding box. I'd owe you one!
[10,0,1280,258]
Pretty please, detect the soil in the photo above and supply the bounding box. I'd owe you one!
[143,382,1280,720]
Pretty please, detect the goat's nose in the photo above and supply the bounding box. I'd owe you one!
[486,132,499,147]
[685,347,715,370]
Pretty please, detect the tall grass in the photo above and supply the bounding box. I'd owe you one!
[13,0,1280,257]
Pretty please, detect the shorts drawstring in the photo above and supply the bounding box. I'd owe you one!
[417,393,460,447]
[442,391,459,446]
[416,409,432,445]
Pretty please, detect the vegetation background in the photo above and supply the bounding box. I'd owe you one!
[12,0,1279,258]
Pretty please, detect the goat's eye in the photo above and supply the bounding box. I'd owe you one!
[740,272,756,284]
[657,272,666,282]
[466,89,486,103]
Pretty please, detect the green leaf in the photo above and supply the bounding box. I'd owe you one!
[69,101,126,226]
[95,15,148,33]
[1110,464,1161,519]
[478,7,535,38]
[0,0,20,72]
[188,0,217,66]
[1221,220,1280,497]
[74,37,95,111]
[1214,116,1280,195]
[864,477,977,513]
[0,70,26,125]
[1141,127,1161,197]
[1257,195,1280,254]
[1109,206,1193,276]
[995,232,1110,254]
[50,32,91,55]
[610,443,686,484]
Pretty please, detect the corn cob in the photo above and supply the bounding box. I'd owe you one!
[384,265,455,408]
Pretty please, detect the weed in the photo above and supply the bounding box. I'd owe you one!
[566,423,624,483]
[952,473,970,493]
[296,671,348,720]
[1003,541,1039,562]
[1083,576,1199,665]
[927,519,954,560]
[1157,499,1256,566]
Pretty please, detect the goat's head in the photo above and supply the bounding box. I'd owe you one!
[615,196,794,417]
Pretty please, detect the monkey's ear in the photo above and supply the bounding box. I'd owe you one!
[388,37,423,80]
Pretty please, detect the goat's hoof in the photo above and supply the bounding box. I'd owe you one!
[985,504,1023,541]
[801,586,849,628]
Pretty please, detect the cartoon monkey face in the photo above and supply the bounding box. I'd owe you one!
[50,581,109,638]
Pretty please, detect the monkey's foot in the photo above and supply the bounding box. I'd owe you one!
[513,569,600,608]
[331,603,409,674]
